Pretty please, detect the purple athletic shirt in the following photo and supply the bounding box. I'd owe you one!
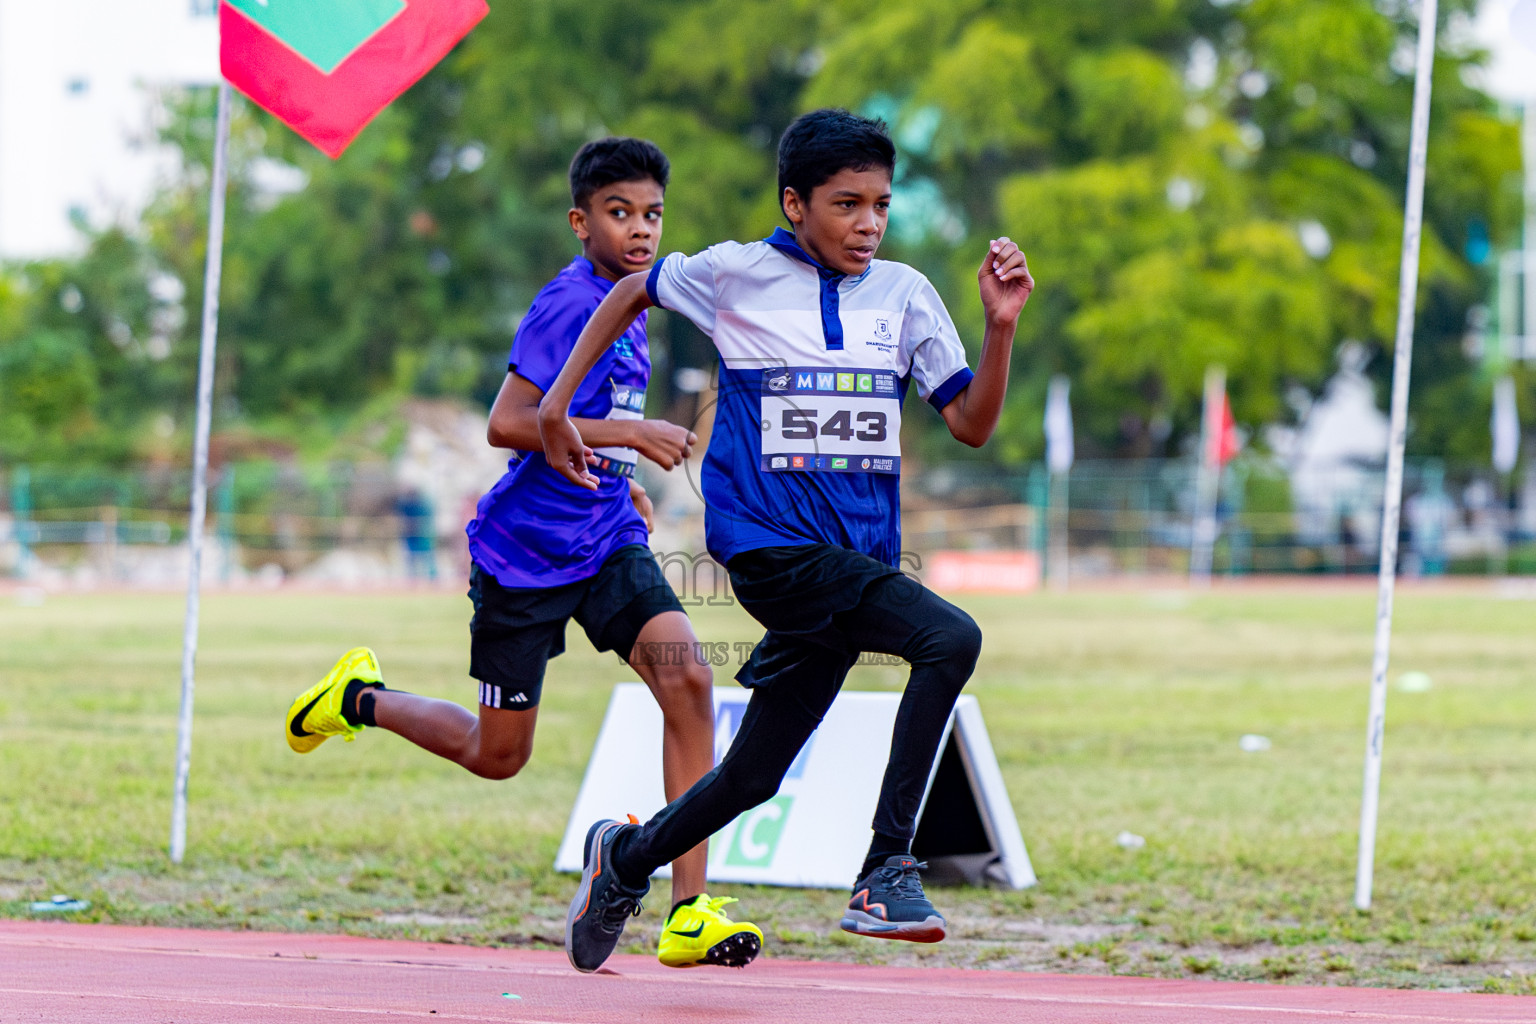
[466,258,651,589]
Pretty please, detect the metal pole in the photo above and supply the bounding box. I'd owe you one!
[1043,376,1073,589]
[1355,0,1437,911]
[1522,103,1534,360]
[170,81,232,865]
[1190,365,1225,584]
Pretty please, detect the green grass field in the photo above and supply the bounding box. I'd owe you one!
[3,584,1535,992]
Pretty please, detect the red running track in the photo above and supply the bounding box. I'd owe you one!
[2,920,1532,1024]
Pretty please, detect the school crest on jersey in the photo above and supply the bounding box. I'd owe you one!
[874,318,892,342]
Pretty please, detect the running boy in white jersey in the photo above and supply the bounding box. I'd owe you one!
[540,110,1034,973]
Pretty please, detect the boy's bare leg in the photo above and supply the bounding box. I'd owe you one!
[371,691,538,781]
[627,610,714,905]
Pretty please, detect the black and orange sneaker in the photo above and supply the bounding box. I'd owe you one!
[565,818,649,973]
[839,855,947,943]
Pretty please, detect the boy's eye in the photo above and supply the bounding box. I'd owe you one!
[611,209,628,220]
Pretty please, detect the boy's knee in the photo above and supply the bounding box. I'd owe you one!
[948,612,983,663]
[469,739,532,780]
[653,660,714,713]
[920,610,983,673]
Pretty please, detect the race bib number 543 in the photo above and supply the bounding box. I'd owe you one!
[759,367,902,474]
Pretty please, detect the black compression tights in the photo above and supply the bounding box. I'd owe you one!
[614,573,981,885]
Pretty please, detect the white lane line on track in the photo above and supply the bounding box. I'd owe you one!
[0,988,564,1024]
[1,981,1524,1024]
[0,938,524,973]
[976,996,1521,1024]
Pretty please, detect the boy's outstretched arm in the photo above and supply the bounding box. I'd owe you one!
[939,237,1034,448]
[487,371,695,469]
[539,273,656,489]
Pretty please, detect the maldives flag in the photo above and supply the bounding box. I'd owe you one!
[220,0,489,159]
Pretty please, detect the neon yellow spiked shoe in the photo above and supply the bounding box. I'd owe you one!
[657,894,762,969]
[285,647,382,754]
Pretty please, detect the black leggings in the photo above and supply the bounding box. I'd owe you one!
[614,571,982,883]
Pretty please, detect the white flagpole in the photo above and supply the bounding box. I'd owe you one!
[1044,376,1073,590]
[171,81,233,865]
[1190,365,1225,585]
[1355,0,1437,911]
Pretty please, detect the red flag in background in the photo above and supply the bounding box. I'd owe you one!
[1200,371,1241,470]
[1211,393,1240,467]
[220,0,489,158]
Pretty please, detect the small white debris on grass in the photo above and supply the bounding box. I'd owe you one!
[1239,734,1272,752]
[29,895,89,913]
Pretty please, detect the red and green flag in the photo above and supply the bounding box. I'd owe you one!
[220,0,488,159]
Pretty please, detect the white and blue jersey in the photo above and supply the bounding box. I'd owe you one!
[647,227,973,567]
[467,257,651,589]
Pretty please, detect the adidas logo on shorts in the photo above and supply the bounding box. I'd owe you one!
[479,683,529,707]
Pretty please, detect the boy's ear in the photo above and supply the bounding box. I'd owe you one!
[568,205,590,241]
[781,187,805,226]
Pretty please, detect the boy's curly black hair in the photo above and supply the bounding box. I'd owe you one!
[569,137,670,209]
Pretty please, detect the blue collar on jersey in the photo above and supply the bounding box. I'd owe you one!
[764,226,857,351]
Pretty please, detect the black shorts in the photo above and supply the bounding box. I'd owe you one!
[468,544,684,709]
[725,542,908,689]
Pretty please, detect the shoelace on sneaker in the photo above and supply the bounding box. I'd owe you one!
[699,895,738,920]
[596,886,646,933]
[876,861,931,901]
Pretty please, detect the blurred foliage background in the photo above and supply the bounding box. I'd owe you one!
[0,0,1525,469]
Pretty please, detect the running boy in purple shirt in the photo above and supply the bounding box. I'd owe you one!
[284,138,761,970]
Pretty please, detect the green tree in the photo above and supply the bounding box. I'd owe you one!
[1,0,1521,468]
[0,330,99,460]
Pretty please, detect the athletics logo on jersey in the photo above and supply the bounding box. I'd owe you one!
[874,318,892,341]
[766,370,791,392]
[771,456,788,469]
[861,458,871,469]
[791,456,805,468]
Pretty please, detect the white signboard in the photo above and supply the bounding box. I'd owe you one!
[555,685,1035,890]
